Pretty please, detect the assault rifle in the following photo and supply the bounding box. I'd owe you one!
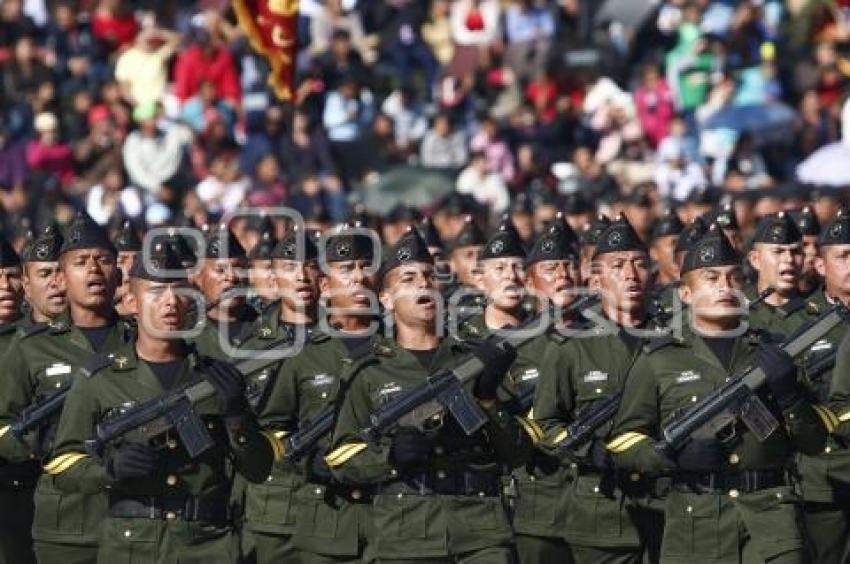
[657,305,848,454]
[548,391,623,460]
[84,338,293,460]
[10,382,72,441]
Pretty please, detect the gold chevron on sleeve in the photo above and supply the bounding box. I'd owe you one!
[325,442,368,468]
[606,432,649,453]
[44,452,88,475]
[517,417,544,443]
[812,405,840,433]
[262,431,286,462]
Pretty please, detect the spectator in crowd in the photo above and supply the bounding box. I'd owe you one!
[85,163,143,224]
[634,64,675,148]
[504,0,556,83]
[421,0,454,67]
[470,115,516,184]
[310,0,374,63]
[173,17,241,108]
[381,84,428,153]
[420,112,468,170]
[456,150,510,214]
[26,112,74,186]
[91,0,138,53]
[323,74,375,183]
[114,26,181,107]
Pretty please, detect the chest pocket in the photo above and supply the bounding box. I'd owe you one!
[302,373,340,407]
[575,369,617,406]
[38,362,75,395]
[658,370,717,422]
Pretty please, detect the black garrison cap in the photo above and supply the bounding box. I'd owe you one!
[480,216,526,261]
[681,224,741,275]
[446,216,486,253]
[22,222,62,263]
[60,211,115,255]
[651,209,684,241]
[593,215,646,258]
[752,212,802,245]
[114,220,142,252]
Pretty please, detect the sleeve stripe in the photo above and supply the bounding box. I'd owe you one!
[262,431,286,462]
[516,417,543,444]
[0,425,8,439]
[838,410,850,423]
[812,405,840,433]
[549,429,569,445]
[606,432,649,453]
[44,452,88,475]
[325,442,368,467]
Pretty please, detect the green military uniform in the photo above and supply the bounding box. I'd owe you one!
[326,334,536,563]
[0,311,134,564]
[745,286,809,338]
[45,343,277,564]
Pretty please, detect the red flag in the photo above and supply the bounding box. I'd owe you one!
[232,0,299,101]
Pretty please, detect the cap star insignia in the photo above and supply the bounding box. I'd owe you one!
[489,240,504,254]
[396,247,412,261]
[541,239,555,253]
[698,246,715,263]
[336,242,351,257]
[607,230,623,246]
[770,225,784,239]
[34,242,49,260]
[830,223,843,237]
[260,327,272,337]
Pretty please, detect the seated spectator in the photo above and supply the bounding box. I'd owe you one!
[90,0,138,54]
[180,80,237,134]
[420,113,468,169]
[73,104,124,186]
[634,65,675,148]
[504,0,555,83]
[173,18,241,108]
[0,116,27,213]
[195,149,249,216]
[315,29,372,92]
[114,26,181,106]
[2,36,53,107]
[323,75,375,183]
[421,0,454,67]
[247,154,286,207]
[26,112,75,186]
[381,84,428,152]
[456,150,510,214]
[310,0,374,63]
[0,0,38,50]
[470,115,516,184]
[85,164,143,224]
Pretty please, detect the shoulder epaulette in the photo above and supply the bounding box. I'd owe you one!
[0,322,17,336]
[310,330,331,344]
[81,353,114,378]
[778,296,806,317]
[644,335,680,354]
[806,300,821,315]
[19,320,49,338]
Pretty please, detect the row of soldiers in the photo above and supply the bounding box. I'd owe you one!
[0,199,847,564]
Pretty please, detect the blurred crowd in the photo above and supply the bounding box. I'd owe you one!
[2,0,850,249]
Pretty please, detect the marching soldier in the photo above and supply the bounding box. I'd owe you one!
[746,213,809,336]
[0,211,134,563]
[609,226,830,563]
[260,226,379,563]
[798,209,850,562]
[21,223,66,324]
[648,211,685,328]
[793,206,821,297]
[113,220,142,319]
[47,242,278,563]
[326,227,534,563]
[534,216,662,564]
[247,224,278,311]
[577,215,610,285]
[444,216,485,297]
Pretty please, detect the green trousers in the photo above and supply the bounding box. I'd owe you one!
[803,502,850,564]
[377,546,514,564]
[0,487,35,564]
[33,541,97,564]
[253,532,297,564]
[570,545,642,564]
[514,534,574,564]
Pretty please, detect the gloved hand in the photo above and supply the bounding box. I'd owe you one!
[471,338,517,400]
[202,359,248,418]
[309,451,333,483]
[758,343,800,409]
[588,439,614,471]
[106,442,157,480]
[389,427,434,468]
[669,438,725,472]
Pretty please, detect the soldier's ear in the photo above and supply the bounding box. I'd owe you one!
[678,281,692,306]
[814,256,826,278]
[378,288,394,312]
[747,248,760,272]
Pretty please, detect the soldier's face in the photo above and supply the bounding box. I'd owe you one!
[249,259,277,302]
[59,248,119,309]
[115,251,137,307]
[195,258,247,311]
[275,259,321,312]
[681,265,745,324]
[816,245,850,303]
[526,259,580,309]
[23,261,65,321]
[479,258,526,311]
[449,245,481,288]
[801,235,819,281]
[592,251,650,314]
[320,259,377,312]
[130,279,192,335]
[748,243,802,295]
[0,265,22,322]
[650,235,678,281]
[380,262,440,327]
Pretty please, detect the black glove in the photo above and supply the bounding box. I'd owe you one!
[758,343,800,409]
[106,442,157,480]
[588,439,614,471]
[203,359,248,418]
[389,427,434,468]
[471,338,517,400]
[309,451,333,483]
[669,438,725,472]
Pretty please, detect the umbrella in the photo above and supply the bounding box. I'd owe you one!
[796,142,850,186]
[595,0,655,28]
[358,166,456,216]
[700,103,798,146]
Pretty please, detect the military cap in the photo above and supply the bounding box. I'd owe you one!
[22,222,62,263]
[562,191,594,216]
[547,212,580,248]
[165,229,197,268]
[417,216,443,250]
[651,209,684,241]
[793,206,820,237]
[385,205,419,224]
[203,224,247,259]
[708,203,739,231]
[675,217,708,254]
[623,184,653,207]
[480,216,526,261]
[593,215,646,258]
[0,235,20,268]
[129,241,186,282]
[579,215,611,246]
[60,211,116,255]
[686,186,721,206]
[752,212,802,245]
[446,216,486,252]
[680,224,741,275]
[272,226,319,261]
[325,224,375,262]
[527,215,579,266]
[248,230,277,260]
[114,220,142,252]
[244,213,274,234]
[440,192,477,216]
[818,208,850,246]
[509,193,534,215]
[379,226,433,280]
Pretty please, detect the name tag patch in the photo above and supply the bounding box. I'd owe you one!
[811,339,833,352]
[676,371,701,384]
[520,368,539,381]
[45,363,72,377]
[583,370,608,383]
[310,373,335,387]
[378,383,402,398]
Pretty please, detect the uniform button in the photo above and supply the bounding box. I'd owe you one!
[12,480,19,487]
[570,463,577,469]
[478,491,485,497]
[690,396,698,403]
[267,476,273,482]
[207,422,216,430]
[314,487,323,496]
[389,468,398,478]
[686,506,693,513]
[729,454,740,465]
[123,530,132,538]
[55,382,62,388]
[320,392,328,399]
[729,489,739,499]
[593,486,600,493]
[595,388,602,394]
[166,475,178,486]
[629,472,641,482]
[165,511,177,520]
[529,475,536,482]
[397,493,404,500]
[436,470,447,479]
[776,492,783,500]
[167,439,178,450]
[825,446,832,454]
[351,489,362,500]
[434,446,444,455]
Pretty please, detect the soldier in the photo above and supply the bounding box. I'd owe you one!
[706,203,743,253]
[326,227,534,563]
[578,215,610,285]
[21,223,66,324]
[512,215,583,564]
[746,213,809,336]
[648,211,685,327]
[260,226,379,563]
[445,216,485,296]
[47,242,278,563]
[417,216,451,291]
[609,226,830,563]
[797,209,850,563]
[113,220,142,319]
[241,228,322,564]
[534,216,660,564]
[192,224,258,360]
[793,206,821,297]
[247,227,278,310]
[0,211,134,564]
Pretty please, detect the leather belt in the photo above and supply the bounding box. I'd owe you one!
[0,461,40,489]
[108,494,231,522]
[672,468,788,494]
[378,470,501,497]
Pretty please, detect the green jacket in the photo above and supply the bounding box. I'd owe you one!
[192,305,259,361]
[745,287,809,339]
[0,311,134,546]
[326,334,534,559]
